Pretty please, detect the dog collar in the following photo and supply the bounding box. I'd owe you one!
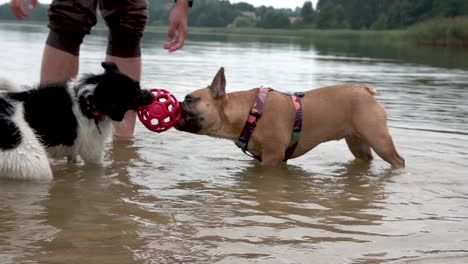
[235,88,303,162]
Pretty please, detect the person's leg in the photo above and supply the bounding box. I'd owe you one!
[100,0,148,141]
[105,55,141,141]
[41,0,98,83]
[41,45,79,83]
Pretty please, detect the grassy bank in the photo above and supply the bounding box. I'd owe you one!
[3,19,467,48]
[405,16,468,47]
[146,24,404,42]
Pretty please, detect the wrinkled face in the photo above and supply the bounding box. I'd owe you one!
[175,67,227,135]
[175,88,224,134]
[84,62,154,121]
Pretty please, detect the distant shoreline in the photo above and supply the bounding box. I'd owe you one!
[2,19,467,48]
[0,20,403,37]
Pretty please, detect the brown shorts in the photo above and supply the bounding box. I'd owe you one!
[47,0,148,57]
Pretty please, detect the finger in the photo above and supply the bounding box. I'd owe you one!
[10,0,27,19]
[10,7,21,19]
[169,41,184,52]
[164,38,178,50]
[163,37,177,49]
[169,30,186,52]
[10,0,19,19]
[164,29,179,50]
[163,42,175,50]
[166,24,176,43]
[17,0,28,18]
[29,0,38,10]
[19,5,29,18]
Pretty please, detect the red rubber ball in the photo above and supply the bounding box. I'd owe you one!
[137,89,182,133]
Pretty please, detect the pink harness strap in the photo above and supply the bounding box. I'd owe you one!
[235,88,303,162]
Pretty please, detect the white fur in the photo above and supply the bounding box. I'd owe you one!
[0,78,21,92]
[0,82,115,181]
[0,103,53,180]
[72,88,113,164]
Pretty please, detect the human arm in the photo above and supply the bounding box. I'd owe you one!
[9,0,38,20]
[164,0,191,52]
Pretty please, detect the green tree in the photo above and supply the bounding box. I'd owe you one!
[317,0,384,29]
[231,16,255,27]
[188,0,238,27]
[432,0,468,17]
[345,0,379,29]
[255,5,269,19]
[316,1,349,29]
[301,1,315,24]
[258,8,291,29]
[147,0,172,25]
[233,2,255,12]
[373,0,433,29]
[3,0,467,30]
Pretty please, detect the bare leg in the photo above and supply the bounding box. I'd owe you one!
[105,55,142,142]
[40,45,79,83]
[41,44,142,141]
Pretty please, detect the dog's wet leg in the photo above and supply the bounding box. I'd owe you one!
[261,150,285,168]
[353,102,405,169]
[345,135,373,161]
[361,130,405,168]
[0,151,53,180]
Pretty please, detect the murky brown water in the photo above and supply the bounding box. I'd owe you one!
[1,23,468,264]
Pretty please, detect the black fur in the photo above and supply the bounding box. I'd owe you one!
[0,97,21,150]
[81,65,154,121]
[8,83,78,147]
[0,62,154,150]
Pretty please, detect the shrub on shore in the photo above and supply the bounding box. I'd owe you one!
[405,16,468,47]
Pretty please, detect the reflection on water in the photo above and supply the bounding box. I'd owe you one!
[1,23,468,264]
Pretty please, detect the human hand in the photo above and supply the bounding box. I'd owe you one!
[10,0,38,20]
[164,0,190,52]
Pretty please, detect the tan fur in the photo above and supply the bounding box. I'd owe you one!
[176,68,405,168]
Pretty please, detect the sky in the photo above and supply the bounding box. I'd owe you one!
[1,0,318,9]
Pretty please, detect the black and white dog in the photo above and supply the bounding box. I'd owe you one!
[0,62,154,180]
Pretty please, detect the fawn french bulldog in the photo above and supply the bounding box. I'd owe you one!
[175,67,404,168]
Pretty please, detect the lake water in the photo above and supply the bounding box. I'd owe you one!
[1,23,468,264]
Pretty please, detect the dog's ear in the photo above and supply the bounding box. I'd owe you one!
[210,67,226,98]
[101,61,119,72]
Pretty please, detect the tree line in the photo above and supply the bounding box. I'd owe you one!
[1,0,468,29]
[314,0,468,29]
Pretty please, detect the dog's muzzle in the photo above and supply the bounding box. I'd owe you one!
[174,102,203,133]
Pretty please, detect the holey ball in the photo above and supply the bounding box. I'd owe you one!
[137,89,182,133]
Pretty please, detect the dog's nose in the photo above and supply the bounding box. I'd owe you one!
[180,101,190,114]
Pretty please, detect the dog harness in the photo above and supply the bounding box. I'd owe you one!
[235,88,304,162]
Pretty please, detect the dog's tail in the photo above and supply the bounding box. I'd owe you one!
[364,86,378,96]
[0,78,21,92]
